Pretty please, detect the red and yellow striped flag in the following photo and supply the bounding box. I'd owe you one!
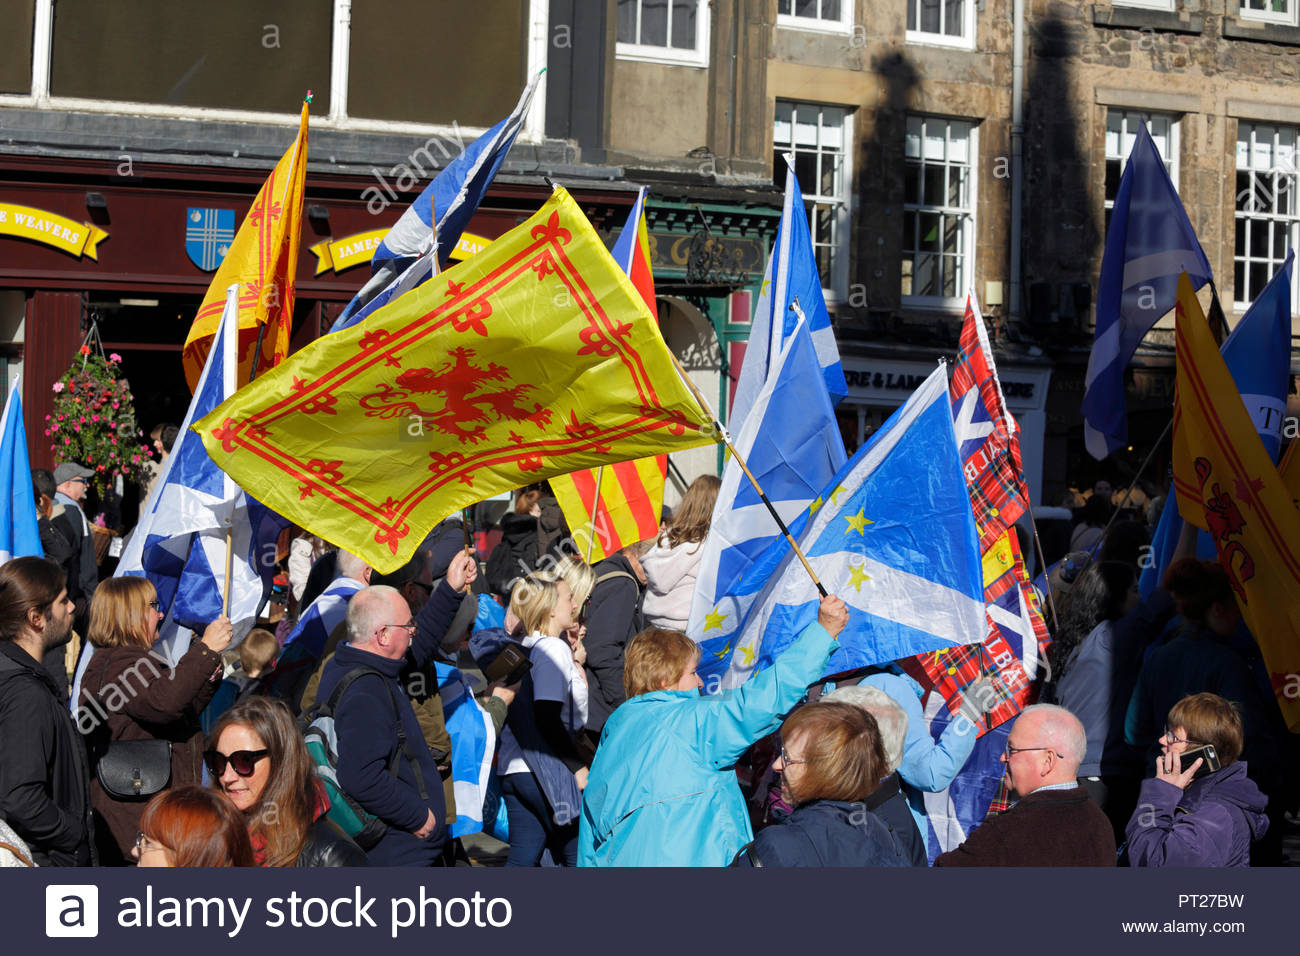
[182,101,309,390]
[552,457,668,563]
[1172,273,1300,730]
[551,188,667,561]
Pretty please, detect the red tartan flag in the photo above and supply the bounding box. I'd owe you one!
[907,294,1049,735]
[949,294,1030,549]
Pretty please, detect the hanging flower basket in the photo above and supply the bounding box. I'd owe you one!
[45,345,151,498]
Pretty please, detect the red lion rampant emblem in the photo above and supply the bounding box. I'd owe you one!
[359,346,553,444]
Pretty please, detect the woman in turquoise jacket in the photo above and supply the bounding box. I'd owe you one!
[578,595,847,867]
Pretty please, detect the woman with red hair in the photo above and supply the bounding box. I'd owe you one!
[131,786,253,867]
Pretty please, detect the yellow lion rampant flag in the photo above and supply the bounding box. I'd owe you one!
[182,101,309,390]
[195,188,717,573]
[1172,273,1300,728]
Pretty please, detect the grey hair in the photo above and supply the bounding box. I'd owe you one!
[824,685,909,774]
[336,549,371,582]
[345,585,402,646]
[1018,703,1087,766]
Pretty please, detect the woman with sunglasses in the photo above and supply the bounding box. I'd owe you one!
[206,697,367,867]
[731,701,910,867]
[132,785,254,867]
[77,577,232,865]
[1124,693,1268,867]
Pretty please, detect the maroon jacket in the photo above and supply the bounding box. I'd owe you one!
[935,786,1116,867]
[78,641,222,864]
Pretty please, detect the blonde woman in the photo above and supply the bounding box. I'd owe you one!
[76,577,231,865]
[536,555,597,681]
[640,475,720,630]
[496,574,587,866]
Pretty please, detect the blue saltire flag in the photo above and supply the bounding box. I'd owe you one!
[0,376,41,565]
[1083,121,1212,459]
[731,154,847,422]
[73,288,286,705]
[687,315,846,643]
[919,693,1012,862]
[331,70,542,333]
[434,660,496,838]
[1139,250,1294,597]
[697,362,985,691]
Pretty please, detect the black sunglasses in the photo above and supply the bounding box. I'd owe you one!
[203,748,269,777]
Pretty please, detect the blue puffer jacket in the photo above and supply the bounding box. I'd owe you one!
[578,621,837,867]
[733,799,912,867]
[1125,761,1269,867]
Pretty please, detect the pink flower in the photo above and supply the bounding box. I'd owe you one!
[112,402,119,409]
[50,424,58,433]
[52,382,64,393]
[109,353,122,363]
[44,429,50,437]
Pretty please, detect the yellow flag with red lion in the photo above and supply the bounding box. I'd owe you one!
[1172,273,1300,729]
[182,101,309,390]
[195,188,717,573]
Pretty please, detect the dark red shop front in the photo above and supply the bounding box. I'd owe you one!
[0,155,634,488]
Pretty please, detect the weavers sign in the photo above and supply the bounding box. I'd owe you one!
[0,203,109,259]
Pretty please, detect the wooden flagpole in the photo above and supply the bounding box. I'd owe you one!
[585,466,604,563]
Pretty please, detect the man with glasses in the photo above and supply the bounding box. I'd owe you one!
[935,704,1115,866]
[313,550,477,866]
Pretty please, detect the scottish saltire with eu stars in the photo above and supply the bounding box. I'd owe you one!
[695,362,985,692]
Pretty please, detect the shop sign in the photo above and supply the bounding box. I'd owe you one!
[308,229,492,275]
[0,203,109,260]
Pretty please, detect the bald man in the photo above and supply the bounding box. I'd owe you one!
[935,704,1116,866]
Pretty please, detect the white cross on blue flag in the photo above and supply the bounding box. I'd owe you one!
[696,363,985,691]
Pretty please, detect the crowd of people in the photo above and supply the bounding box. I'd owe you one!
[0,470,1294,868]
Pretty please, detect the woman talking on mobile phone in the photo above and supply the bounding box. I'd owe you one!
[1124,693,1268,867]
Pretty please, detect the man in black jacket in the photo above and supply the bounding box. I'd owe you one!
[52,462,98,639]
[314,550,476,866]
[0,556,95,866]
[583,540,650,747]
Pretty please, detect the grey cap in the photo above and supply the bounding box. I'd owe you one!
[53,462,94,485]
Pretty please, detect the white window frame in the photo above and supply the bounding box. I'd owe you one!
[1234,121,1300,312]
[773,100,854,304]
[776,0,854,35]
[615,0,710,67]
[1,0,550,141]
[901,114,978,312]
[905,0,977,51]
[1111,0,1176,10]
[1104,110,1180,216]
[1239,0,1300,27]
